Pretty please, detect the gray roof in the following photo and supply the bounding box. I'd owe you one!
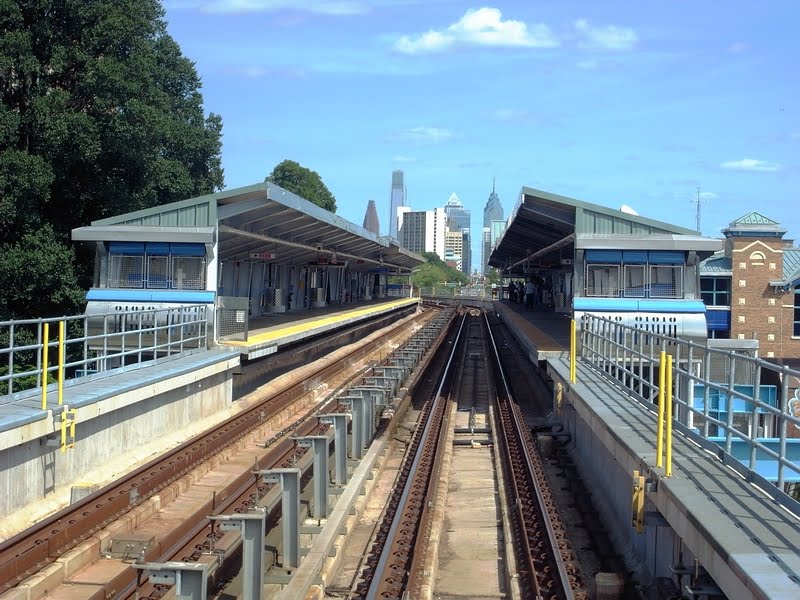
[730,212,779,226]
[489,186,715,273]
[784,249,800,283]
[73,182,424,273]
[699,253,732,275]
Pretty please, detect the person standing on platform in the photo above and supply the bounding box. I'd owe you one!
[524,279,535,308]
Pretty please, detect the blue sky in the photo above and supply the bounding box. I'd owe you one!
[163,1,799,262]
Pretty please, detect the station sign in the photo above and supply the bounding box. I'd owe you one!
[250,251,277,260]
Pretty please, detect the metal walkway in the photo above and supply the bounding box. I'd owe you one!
[497,299,800,599]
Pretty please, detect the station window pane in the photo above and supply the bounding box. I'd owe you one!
[109,255,144,288]
[622,265,646,297]
[171,256,205,290]
[650,265,683,298]
[701,277,731,307]
[585,264,620,297]
[147,255,170,289]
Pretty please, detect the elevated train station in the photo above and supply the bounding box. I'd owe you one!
[0,183,798,599]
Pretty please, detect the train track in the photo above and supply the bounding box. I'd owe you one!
[354,308,587,599]
[0,308,437,596]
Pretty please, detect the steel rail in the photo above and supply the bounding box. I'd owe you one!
[362,312,466,600]
[0,309,431,594]
[484,310,577,600]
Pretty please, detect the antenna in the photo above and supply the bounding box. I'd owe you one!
[690,187,708,233]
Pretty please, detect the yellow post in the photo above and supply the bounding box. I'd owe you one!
[632,470,645,533]
[61,409,68,453]
[58,320,65,406]
[656,351,666,468]
[69,409,77,450]
[666,354,674,477]
[41,323,49,411]
[569,319,577,383]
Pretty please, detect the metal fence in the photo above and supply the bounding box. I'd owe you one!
[216,296,249,341]
[1,305,209,399]
[579,313,800,502]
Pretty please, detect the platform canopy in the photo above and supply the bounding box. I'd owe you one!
[488,187,720,275]
[72,182,424,273]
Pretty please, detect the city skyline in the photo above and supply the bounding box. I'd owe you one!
[163,1,800,253]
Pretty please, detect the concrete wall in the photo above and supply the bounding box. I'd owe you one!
[0,364,233,519]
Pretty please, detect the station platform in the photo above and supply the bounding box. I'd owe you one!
[503,303,800,599]
[0,349,240,447]
[493,299,571,361]
[220,296,419,359]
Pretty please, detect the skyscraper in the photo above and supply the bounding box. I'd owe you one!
[483,179,503,228]
[443,193,471,276]
[389,170,406,238]
[482,181,504,274]
[362,200,380,235]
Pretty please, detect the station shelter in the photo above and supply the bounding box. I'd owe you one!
[71,182,425,343]
[488,187,722,342]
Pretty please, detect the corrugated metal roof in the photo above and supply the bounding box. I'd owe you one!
[489,186,712,274]
[731,212,779,226]
[75,182,424,273]
[783,249,800,282]
[699,254,732,275]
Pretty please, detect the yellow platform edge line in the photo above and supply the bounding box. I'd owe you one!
[227,298,418,347]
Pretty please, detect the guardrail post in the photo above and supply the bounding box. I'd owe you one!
[319,413,350,485]
[58,320,65,406]
[666,354,674,477]
[657,351,666,468]
[261,468,302,569]
[209,512,266,600]
[570,319,576,383]
[41,322,49,411]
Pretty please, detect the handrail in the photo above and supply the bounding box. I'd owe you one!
[579,313,800,512]
[1,305,209,401]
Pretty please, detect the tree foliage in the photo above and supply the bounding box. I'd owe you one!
[410,252,469,288]
[266,159,337,213]
[0,0,224,319]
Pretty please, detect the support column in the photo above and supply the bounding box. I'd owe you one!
[209,512,266,600]
[261,468,302,569]
[134,562,207,600]
[294,435,330,519]
[319,413,349,485]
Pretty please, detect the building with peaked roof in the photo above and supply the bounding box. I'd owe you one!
[700,212,800,362]
[363,200,380,235]
[483,179,503,227]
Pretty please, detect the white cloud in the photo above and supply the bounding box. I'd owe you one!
[720,158,781,172]
[393,155,417,163]
[574,19,637,51]
[390,126,454,144]
[394,7,558,54]
[177,0,369,15]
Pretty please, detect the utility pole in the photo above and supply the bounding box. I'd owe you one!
[690,187,707,233]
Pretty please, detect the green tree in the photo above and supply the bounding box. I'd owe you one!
[410,252,469,288]
[266,159,337,213]
[0,0,224,319]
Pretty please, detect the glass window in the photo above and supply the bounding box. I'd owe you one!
[701,277,731,307]
[794,288,800,336]
[650,265,683,298]
[109,254,144,288]
[172,256,206,290]
[585,264,620,297]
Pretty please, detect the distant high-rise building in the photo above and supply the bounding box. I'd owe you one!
[389,170,406,238]
[363,200,380,235]
[482,181,504,273]
[443,193,471,276]
[398,207,446,258]
[483,179,503,228]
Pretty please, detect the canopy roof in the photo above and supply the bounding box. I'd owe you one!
[73,182,424,273]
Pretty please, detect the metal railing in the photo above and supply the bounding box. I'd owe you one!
[578,314,800,506]
[1,305,209,402]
